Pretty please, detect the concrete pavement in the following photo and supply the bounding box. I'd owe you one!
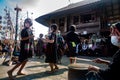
[0,55,112,80]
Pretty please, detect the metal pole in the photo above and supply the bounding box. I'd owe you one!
[27,11,28,18]
[13,6,21,55]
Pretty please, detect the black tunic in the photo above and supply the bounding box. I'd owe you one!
[19,28,34,62]
[45,32,58,63]
[66,31,80,57]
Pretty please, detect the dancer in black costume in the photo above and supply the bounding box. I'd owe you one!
[7,18,34,80]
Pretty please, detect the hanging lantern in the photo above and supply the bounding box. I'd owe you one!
[3,21,6,24]
[0,16,2,19]
[7,20,11,25]
[0,25,2,30]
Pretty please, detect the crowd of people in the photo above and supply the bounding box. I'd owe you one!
[0,17,119,80]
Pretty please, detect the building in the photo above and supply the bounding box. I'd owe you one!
[35,0,120,37]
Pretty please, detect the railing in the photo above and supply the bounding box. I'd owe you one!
[76,21,100,28]
[76,21,100,34]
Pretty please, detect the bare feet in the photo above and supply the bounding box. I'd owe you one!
[17,72,26,75]
[46,67,59,74]
[54,67,59,71]
[46,70,55,73]
[7,71,14,80]
[55,67,59,69]
[47,67,59,73]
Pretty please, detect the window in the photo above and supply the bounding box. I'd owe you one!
[59,17,65,26]
[73,16,79,25]
[81,14,92,23]
[51,19,56,23]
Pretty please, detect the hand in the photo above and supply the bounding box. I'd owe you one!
[21,35,33,41]
[92,58,104,64]
[88,65,100,72]
[31,35,34,38]
[29,35,34,39]
[43,39,47,43]
[92,58,110,65]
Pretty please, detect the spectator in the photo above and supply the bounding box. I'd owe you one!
[86,22,120,80]
[57,30,65,64]
[36,33,44,58]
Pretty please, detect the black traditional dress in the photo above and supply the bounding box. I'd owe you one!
[45,32,58,63]
[19,28,34,62]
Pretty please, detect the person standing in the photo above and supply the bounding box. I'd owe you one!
[44,24,59,73]
[7,18,34,80]
[36,33,44,58]
[65,25,80,64]
[57,30,65,64]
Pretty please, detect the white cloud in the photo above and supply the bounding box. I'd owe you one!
[6,0,84,39]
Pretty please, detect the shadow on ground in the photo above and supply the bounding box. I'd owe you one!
[0,68,68,80]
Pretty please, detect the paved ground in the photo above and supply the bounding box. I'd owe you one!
[0,55,112,80]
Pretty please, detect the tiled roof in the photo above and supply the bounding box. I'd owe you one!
[53,0,100,13]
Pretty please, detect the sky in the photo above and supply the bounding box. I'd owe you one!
[0,0,83,39]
